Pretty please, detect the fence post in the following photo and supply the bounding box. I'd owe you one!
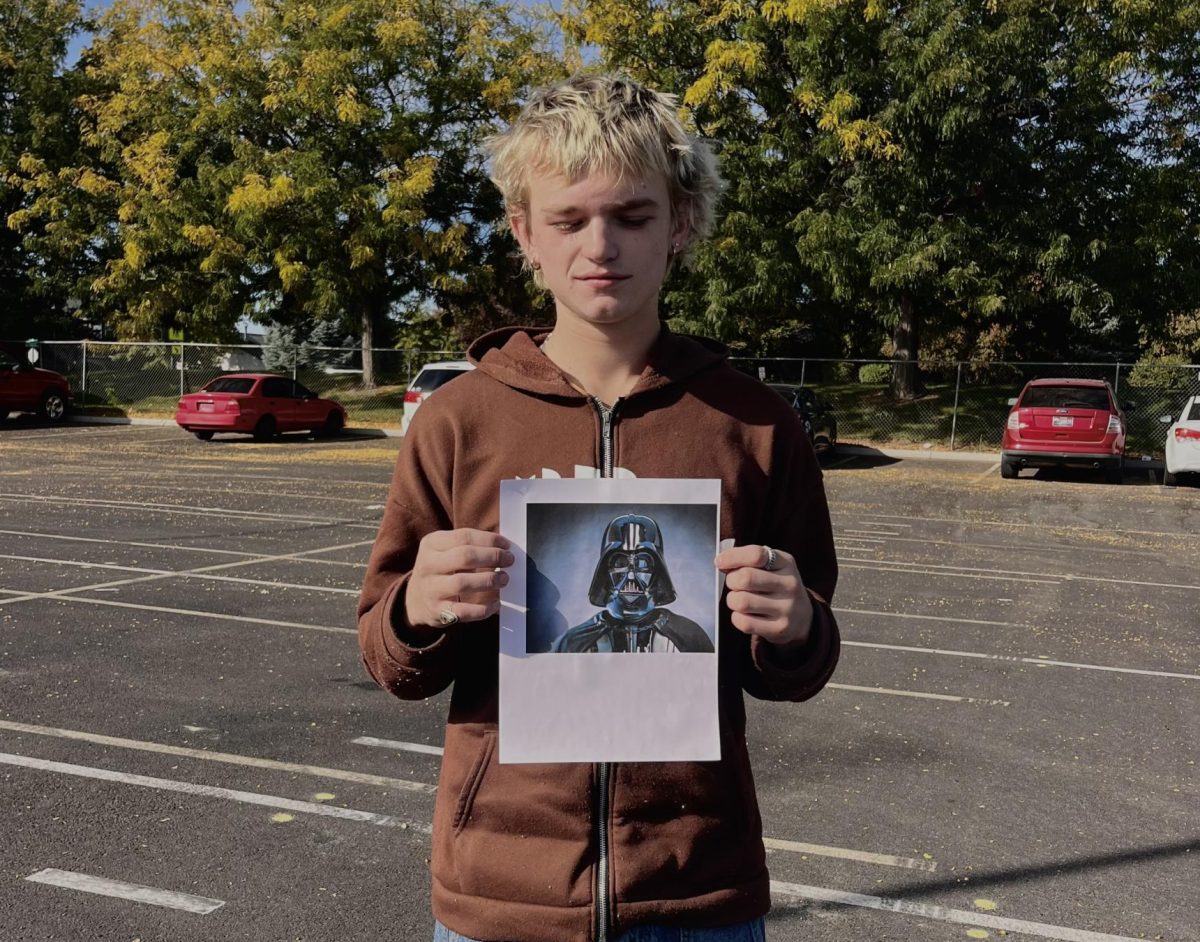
[292,348,298,381]
[1113,362,1121,396]
[949,362,963,451]
[799,359,807,388]
[179,343,186,397]
[81,342,88,405]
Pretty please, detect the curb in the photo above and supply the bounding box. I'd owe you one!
[835,443,999,463]
[834,443,1164,470]
[62,418,1167,469]
[70,415,405,438]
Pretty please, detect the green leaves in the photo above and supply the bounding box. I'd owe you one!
[576,0,1200,373]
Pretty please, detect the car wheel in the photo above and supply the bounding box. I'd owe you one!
[194,430,215,441]
[252,415,277,442]
[40,390,68,424]
[318,411,344,438]
[1104,460,1123,485]
[1163,469,1177,487]
[1000,460,1018,479]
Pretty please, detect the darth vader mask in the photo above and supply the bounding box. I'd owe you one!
[587,514,677,620]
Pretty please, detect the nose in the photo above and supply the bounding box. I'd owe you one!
[583,218,619,262]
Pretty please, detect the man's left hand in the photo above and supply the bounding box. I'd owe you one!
[715,544,814,646]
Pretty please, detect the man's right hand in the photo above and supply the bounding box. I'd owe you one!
[404,528,513,629]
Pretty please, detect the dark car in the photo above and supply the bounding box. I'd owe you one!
[769,384,838,452]
[0,352,72,423]
[1001,378,1126,483]
[175,373,347,441]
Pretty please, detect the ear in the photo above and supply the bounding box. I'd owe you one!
[509,211,538,268]
[669,202,692,253]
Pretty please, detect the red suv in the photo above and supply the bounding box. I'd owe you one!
[0,353,72,423]
[1001,378,1126,483]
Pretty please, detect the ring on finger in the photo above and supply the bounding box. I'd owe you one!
[437,607,459,627]
[762,545,781,571]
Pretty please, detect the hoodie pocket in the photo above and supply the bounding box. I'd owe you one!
[451,729,496,834]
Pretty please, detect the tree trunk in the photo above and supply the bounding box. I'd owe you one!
[361,306,376,389]
[891,291,921,400]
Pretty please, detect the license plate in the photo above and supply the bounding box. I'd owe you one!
[198,401,214,413]
[1052,416,1074,427]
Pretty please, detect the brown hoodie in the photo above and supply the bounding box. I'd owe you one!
[357,327,839,942]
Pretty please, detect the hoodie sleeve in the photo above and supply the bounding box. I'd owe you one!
[357,410,461,700]
[740,415,840,702]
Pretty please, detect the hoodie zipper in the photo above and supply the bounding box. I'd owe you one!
[592,396,621,942]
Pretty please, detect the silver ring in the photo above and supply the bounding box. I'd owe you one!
[437,608,459,627]
[762,545,781,571]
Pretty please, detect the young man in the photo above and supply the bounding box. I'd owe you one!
[357,74,840,942]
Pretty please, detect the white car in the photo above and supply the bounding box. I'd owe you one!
[1162,394,1200,486]
[401,360,473,435]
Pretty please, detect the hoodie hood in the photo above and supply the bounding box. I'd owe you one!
[467,325,728,400]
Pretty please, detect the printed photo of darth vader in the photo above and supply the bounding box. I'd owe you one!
[525,503,717,654]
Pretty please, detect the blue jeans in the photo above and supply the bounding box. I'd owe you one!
[434,917,766,942]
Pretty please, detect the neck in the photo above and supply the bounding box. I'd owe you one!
[542,316,661,406]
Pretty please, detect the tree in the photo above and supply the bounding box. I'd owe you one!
[571,0,1200,396]
[1,0,88,338]
[10,0,556,383]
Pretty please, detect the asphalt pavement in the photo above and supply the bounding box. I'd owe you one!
[0,422,1196,942]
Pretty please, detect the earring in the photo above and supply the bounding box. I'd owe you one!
[530,259,541,271]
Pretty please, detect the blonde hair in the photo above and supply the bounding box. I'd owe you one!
[486,73,724,274]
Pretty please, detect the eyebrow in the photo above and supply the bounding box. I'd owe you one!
[541,197,660,217]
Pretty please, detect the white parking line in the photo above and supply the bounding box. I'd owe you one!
[843,640,1200,682]
[838,510,1187,541]
[0,540,371,607]
[53,467,391,489]
[0,752,431,832]
[836,531,1164,561]
[0,492,357,526]
[0,528,366,567]
[826,683,1010,707]
[353,736,445,756]
[0,528,257,558]
[762,837,936,872]
[837,607,1025,628]
[842,562,1060,585]
[25,596,356,633]
[0,719,431,792]
[0,553,360,596]
[770,880,1144,942]
[1,731,938,876]
[843,529,902,536]
[843,559,1200,593]
[974,461,1001,481]
[26,869,225,915]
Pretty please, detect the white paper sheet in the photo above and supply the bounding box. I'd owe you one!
[498,477,721,764]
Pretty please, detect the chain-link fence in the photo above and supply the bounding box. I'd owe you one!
[41,340,464,429]
[39,342,1200,455]
[732,357,1200,457]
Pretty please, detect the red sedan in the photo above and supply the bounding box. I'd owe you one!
[175,373,346,441]
[1001,378,1126,483]
[1,355,71,423]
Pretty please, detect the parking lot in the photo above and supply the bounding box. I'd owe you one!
[0,422,1196,942]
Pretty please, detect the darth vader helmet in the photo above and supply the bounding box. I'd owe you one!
[587,513,677,619]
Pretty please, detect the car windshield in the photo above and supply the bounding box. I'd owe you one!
[411,368,466,393]
[1020,386,1111,410]
[204,377,255,394]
